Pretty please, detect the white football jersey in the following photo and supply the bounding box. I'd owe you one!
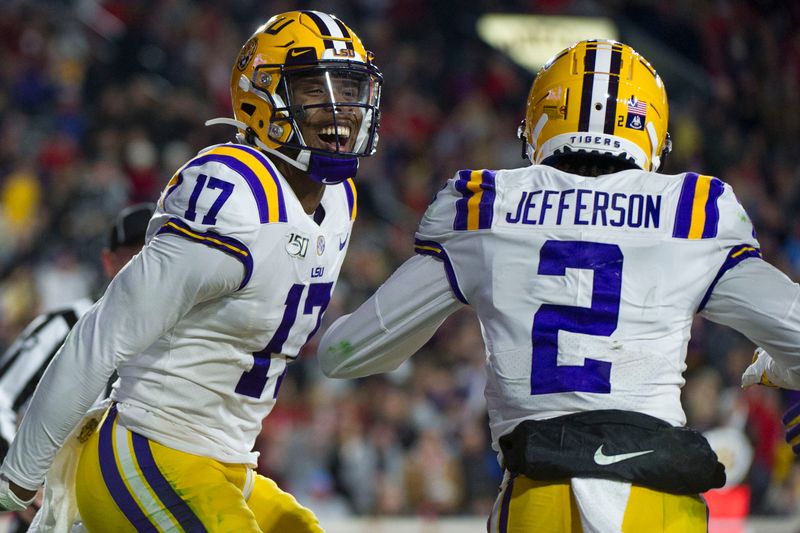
[110,143,356,463]
[0,142,360,489]
[413,165,759,442]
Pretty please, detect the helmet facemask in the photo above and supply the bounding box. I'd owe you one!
[218,10,383,184]
[263,63,382,159]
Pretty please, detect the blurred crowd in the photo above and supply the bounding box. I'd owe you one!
[0,0,799,520]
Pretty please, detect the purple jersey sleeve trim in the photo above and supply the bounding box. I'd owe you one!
[413,238,468,304]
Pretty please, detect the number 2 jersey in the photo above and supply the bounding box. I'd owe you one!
[2,143,357,487]
[319,164,800,451]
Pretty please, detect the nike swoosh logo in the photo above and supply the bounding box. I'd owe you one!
[339,236,348,250]
[593,445,654,466]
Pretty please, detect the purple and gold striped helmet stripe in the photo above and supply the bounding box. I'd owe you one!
[157,218,254,290]
[578,41,624,135]
[413,238,468,304]
[302,11,354,52]
[673,173,724,239]
[697,243,762,311]
[453,169,496,231]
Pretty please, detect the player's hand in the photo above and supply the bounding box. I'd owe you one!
[0,476,35,512]
[783,402,800,454]
[742,347,780,388]
[741,347,800,389]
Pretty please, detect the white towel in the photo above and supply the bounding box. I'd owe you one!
[28,400,111,533]
[571,477,632,533]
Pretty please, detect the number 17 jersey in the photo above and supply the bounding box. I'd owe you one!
[414,165,759,445]
[113,143,357,465]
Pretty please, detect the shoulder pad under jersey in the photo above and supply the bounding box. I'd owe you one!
[158,143,288,238]
[152,144,290,289]
[675,173,764,311]
[670,172,759,248]
[417,169,498,241]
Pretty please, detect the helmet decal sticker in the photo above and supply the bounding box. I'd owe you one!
[237,38,257,71]
[626,97,647,130]
[577,42,623,135]
[264,16,294,35]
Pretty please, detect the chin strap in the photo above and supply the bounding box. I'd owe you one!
[204,118,356,184]
[205,118,310,171]
[308,154,358,185]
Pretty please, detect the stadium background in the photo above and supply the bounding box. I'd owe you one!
[1,0,799,530]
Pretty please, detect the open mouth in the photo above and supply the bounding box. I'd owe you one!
[317,124,352,151]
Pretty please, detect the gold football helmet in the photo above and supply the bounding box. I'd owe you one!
[519,40,671,172]
[211,10,382,184]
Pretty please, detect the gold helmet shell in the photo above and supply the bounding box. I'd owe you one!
[230,11,382,162]
[520,40,670,172]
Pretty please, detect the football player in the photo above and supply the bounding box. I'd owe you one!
[0,10,381,533]
[317,40,800,531]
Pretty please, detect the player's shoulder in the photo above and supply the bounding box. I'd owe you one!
[419,165,555,236]
[150,143,294,266]
[158,143,289,230]
[418,168,502,236]
[664,170,756,243]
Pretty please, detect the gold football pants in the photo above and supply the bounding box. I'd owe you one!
[75,405,322,532]
[488,472,708,532]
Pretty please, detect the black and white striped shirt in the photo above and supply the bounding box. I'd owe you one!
[0,299,93,457]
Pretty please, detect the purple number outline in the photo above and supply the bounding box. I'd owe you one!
[184,174,207,222]
[202,177,235,225]
[183,174,234,225]
[530,240,622,395]
[235,282,333,398]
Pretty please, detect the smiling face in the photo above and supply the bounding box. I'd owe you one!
[282,68,375,154]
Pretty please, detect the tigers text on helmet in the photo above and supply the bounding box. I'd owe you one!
[519,40,671,172]
[219,10,382,184]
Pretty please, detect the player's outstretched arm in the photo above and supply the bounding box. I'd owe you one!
[702,258,800,375]
[0,234,243,506]
[318,254,463,378]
